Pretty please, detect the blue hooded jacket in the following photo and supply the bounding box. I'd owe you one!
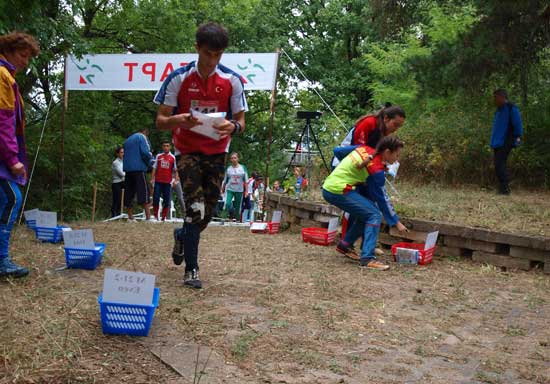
[123,132,152,172]
[491,103,523,149]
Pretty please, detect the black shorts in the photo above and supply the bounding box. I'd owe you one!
[124,171,149,207]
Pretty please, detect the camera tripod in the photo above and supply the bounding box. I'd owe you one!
[283,112,331,182]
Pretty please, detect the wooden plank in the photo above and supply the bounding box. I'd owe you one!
[434,245,466,258]
[472,251,531,271]
[312,213,338,223]
[443,235,501,254]
[378,232,403,246]
[389,227,429,243]
[544,257,550,274]
[509,246,550,262]
[295,200,322,213]
[293,208,312,220]
[402,218,550,251]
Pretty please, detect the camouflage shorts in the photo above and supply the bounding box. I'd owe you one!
[178,153,226,230]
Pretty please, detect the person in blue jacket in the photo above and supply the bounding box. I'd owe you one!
[123,128,153,220]
[491,89,523,195]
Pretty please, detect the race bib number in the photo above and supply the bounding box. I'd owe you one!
[190,100,219,114]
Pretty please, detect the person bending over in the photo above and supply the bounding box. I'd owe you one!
[323,136,408,270]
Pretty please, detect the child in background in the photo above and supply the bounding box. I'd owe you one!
[151,141,178,221]
[293,166,308,198]
[322,136,408,270]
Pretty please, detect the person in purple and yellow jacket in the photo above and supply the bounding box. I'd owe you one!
[0,32,40,278]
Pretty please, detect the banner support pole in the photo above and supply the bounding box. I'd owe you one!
[264,49,281,216]
[60,56,68,222]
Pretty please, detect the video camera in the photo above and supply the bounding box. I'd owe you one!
[296,111,322,120]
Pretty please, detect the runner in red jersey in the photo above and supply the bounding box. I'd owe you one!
[154,23,247,289]
[151,142,178,221]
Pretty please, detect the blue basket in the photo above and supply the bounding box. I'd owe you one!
[34,226,69,243]
[26,219,36,229]
[64,243,106,270]
[98,287,160,336]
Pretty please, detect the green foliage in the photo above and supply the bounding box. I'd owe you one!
[3,0,550,220]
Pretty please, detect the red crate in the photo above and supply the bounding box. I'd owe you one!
[391,242,435,265]
[250,222,280,234]
[301,227,337,246]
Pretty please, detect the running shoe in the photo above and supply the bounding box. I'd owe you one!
[360,259,390,271]
[336,241,360,261]
[183,269,202,289]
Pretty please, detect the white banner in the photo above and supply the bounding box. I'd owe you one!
[66,53,278,91]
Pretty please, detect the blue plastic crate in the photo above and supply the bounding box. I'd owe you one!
[34,226,69,243]
[64,243,106,270]
[98,287,160,336]
[25,219,36,229]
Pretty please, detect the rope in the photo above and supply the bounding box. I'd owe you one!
[280,48,349,133]
[18,97,54,225]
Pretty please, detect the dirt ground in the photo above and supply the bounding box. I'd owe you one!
[1,222,549,384]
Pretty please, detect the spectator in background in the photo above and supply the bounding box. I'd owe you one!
[0,32,39,278]
[151,141,178,221]
[123,127,153,220]
[222,152,248,221]
[111,146,125,217]
[254,175,265,216]
[243,171,257,222]
[293,166,308,198]
[272,180,284,193]
[491,89,523,195]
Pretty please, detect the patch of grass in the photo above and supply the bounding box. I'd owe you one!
[230,331,259,360]
[524,295,545,309]
[506,325,527,337]
[270,320,289,329]
[293,349,324,367]
[328,358,344,374]
[476,370,502,384]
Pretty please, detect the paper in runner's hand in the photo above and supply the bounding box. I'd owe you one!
[189,110,227,141]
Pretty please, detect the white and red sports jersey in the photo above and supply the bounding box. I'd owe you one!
[153,61,248,155]
[153,152,176,184]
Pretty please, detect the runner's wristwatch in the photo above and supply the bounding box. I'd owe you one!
[230,120,242,135]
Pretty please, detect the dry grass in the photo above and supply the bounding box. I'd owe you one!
[393,180,550,237]
[1,222,549,383]
[308,180,550,237]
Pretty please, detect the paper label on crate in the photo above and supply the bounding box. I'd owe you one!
[327,217,339,233]
[24,208,39,221]
[102,268,156,305]
[36,211,57,228]
[424,231,439,251]
[63,229,94,249]
[250,222,268,231]
[271,210,282,223]
[396,248,419,264]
